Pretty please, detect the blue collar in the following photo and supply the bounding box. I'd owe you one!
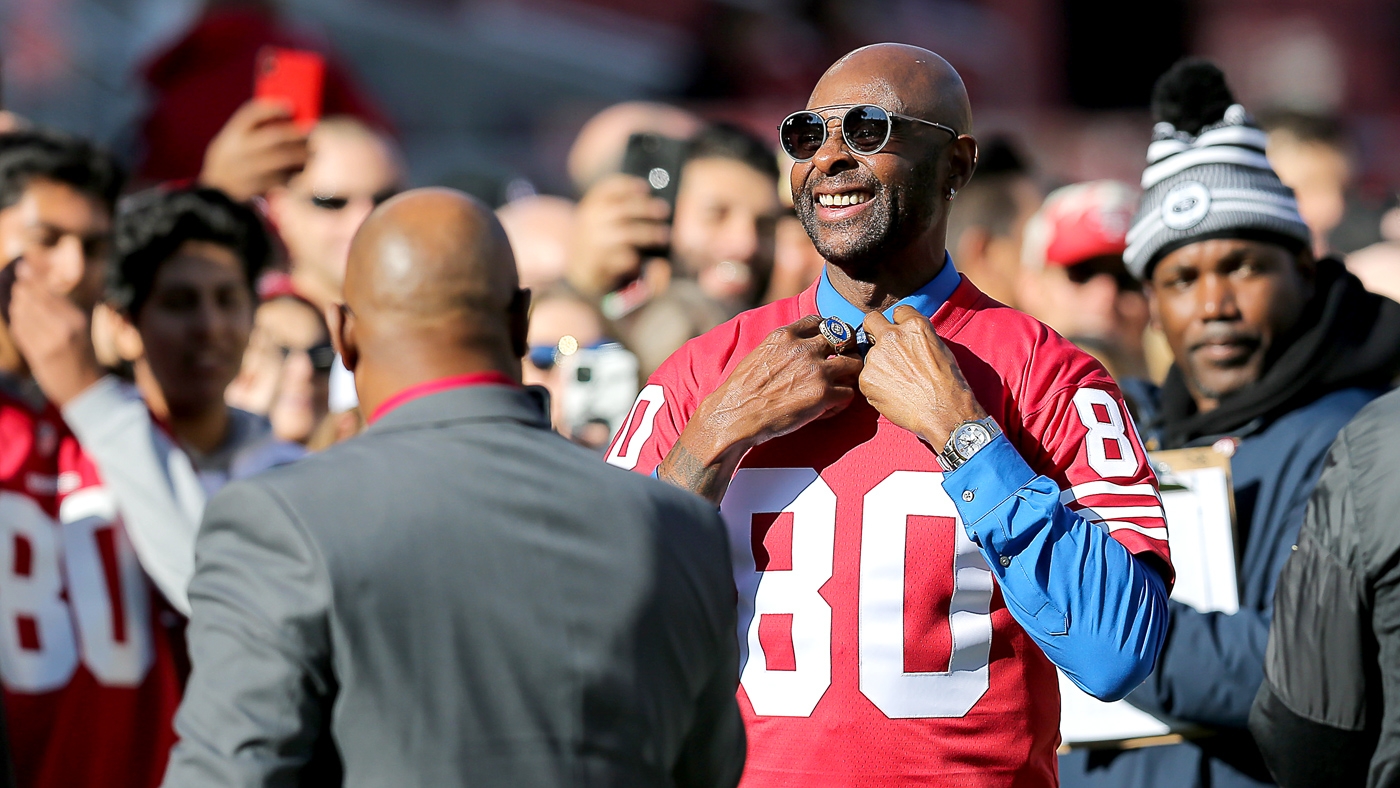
[816,252,961,339]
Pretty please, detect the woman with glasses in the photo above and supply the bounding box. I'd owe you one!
[227,295,336,445]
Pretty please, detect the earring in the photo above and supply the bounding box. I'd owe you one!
[945,187,957,200]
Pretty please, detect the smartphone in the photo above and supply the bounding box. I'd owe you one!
[254,47,325,130]
[556,343,640,447]
[620,132,688,258]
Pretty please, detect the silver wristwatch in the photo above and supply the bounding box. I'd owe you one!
[937,417,1002,472]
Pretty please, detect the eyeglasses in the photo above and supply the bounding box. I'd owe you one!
[1063,258,1142,293]
[308,188,400,212]
[527,335,609,371]
[274,341,337,372]
[779,104,958,162]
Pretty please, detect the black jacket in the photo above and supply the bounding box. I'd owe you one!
[1251,389,1400,788]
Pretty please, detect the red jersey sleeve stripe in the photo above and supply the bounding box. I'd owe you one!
[1104,521,1170,538]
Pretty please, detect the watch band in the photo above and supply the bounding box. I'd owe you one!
[937,417,1002,472]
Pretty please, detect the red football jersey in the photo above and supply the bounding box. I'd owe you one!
[606,276,1170,787]
[0,387,186,788]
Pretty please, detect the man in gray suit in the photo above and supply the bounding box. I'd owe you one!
[161,188,745,788]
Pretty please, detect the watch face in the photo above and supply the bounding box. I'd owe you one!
[954,423,992,458]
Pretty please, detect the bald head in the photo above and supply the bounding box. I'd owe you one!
[791,44,979,298]
[347,188,517,323]
[337,188,530,413]
[810,44,972,139]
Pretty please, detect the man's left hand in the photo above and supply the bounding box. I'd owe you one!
[860,305,986,448]
[7,261,104,407]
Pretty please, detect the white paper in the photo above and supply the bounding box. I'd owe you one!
[1058,464,1236,746]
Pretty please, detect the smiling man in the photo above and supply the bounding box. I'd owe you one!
[608,44,1174,786]
[1058,59,1400,788]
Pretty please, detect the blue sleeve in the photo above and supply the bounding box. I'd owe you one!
[942,434,1170,701]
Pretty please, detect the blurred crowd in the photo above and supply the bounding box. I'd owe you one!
[3,2,1400,787]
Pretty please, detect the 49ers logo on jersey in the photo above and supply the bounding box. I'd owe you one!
[0,489,154,693]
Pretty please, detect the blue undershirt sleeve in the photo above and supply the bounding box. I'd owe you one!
[941,434,1170,701]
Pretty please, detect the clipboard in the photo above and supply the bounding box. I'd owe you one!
[1057,444,1238,751]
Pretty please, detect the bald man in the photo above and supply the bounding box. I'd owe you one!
[608,44,1173,786]
[162,189,745,788]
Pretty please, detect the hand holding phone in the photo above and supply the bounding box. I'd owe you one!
[200,97,313,201]
[620,132,687,258]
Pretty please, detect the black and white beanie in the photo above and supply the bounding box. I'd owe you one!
[1125,59,1311,279]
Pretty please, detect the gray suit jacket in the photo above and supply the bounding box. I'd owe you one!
[161,384,744,788]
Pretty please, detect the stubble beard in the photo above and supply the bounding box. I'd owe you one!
[794,163,939,282]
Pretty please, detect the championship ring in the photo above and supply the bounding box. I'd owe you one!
[819,316,856,353]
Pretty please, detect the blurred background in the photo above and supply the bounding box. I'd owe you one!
[6,0,1400,205]
[8,0,1400,449]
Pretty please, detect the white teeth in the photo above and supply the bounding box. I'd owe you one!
[817,192,870,207]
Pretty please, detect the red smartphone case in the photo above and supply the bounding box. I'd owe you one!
[254,46,325,129]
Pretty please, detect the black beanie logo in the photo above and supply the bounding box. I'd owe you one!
[1162,181,1211,230]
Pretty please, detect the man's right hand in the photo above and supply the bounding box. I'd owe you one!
[199,100,311,202]
[567,173,671,299]
[657,315,862,503]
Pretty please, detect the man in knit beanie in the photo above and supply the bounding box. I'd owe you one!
[1060,58,1400,788]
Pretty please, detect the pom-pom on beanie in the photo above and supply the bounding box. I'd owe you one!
[1125,58,1311,280]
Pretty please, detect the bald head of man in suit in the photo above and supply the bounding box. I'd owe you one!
[329,187,531,417]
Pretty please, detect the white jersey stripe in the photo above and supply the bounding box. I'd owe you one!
[1060,482,1162,504]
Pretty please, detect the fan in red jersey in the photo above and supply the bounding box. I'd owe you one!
[608,44,1174,787]
[0,130,185,788]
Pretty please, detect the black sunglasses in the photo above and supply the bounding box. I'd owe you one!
[1064,259,1142,293]
[275,341,337,372]
[779,104,958,162]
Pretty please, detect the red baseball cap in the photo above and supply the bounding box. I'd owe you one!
[1022,180,1138,269]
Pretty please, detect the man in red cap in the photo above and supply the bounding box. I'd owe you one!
[1017,181,1150,383]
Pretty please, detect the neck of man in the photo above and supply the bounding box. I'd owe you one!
[134,361,230,455]
[355,339,522,420]
[823,224,949,313]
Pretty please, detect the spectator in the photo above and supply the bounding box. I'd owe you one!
[944,137,1042,306]
[225,295,334,445]
[1260,110,1382,258]
[197,99,311,204]
[1017,180,1151,382]
[137,0,389,185]
[1060,59,1400,788]
[672,123,782,311]
[1249,388,1400,787]
[0,127,186,788]
[521,285,635,448]
[497,194,576,292]
[106,187,302,481]
[263,116,404,314]
[32,186,305,623]
[1340,203,1400,304]
[566,101,702,195]
[569,123,782,374]
[162,189,745,786]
